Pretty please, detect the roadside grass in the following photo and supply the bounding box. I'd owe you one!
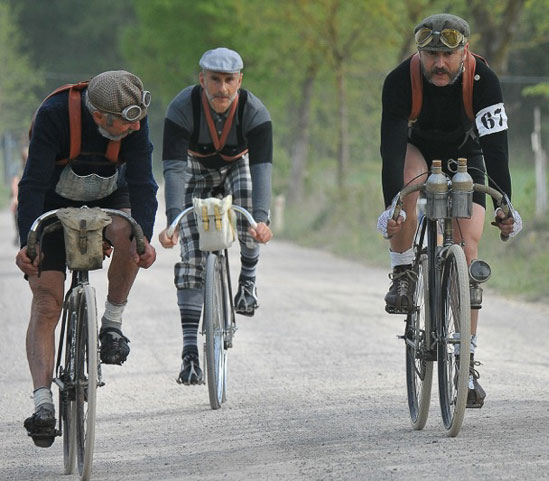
[278,160,549,303]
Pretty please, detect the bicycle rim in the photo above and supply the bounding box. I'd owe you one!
[75,285,98,480]
[204,254,226,410]
[405,253,433,430]
[438,245,471,437]
[62,294,78,474]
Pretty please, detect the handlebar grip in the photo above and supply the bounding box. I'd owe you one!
[132,223,146,256]
[27,231,38,262]
[392,204,402,222]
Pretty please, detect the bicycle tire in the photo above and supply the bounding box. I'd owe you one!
[61,292,78,474]
[405,253,433,430]
[75,285,98,480]
[204,254,227,410]
[438,244,471,437]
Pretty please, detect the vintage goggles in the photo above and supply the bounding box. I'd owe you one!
[415,28,465,49]
[101,90,151,122]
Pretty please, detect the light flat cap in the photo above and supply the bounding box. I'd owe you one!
[199,48,243,73]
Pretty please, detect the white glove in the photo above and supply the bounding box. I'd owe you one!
[495,205,522,238]
[377,205,407,239]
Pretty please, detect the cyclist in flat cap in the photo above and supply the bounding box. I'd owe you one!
[159,47,273,385]
[16,70,158,444]
[377,14,522,408]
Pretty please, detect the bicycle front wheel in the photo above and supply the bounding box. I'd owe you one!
[75,285,98,480]
[61,292,78,474]
[204,254,229,410]
[405,253,433,430]
[438,244,471,437]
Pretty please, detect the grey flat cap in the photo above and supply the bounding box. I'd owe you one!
[199,48,243,73]
[415,13,470,51]
[88,70,147,119]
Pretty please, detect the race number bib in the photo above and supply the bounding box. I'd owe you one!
[475,103,508,137]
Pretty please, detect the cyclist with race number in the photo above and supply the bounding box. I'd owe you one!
[16,70,157,445]
[158,47,272,386]
[377,14,522,408]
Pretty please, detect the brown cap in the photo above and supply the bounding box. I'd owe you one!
[414,14,470,51]
[88,70,147,119]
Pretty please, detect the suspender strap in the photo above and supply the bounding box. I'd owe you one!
[462,51,477,122]
[201,89,239,152]
[409,53,423,122]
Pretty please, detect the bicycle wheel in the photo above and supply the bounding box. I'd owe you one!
[61,293,78,474]
[405,252,433,430]
[204,254,228,410]
[438,244,471,437]
[75,284,98,480]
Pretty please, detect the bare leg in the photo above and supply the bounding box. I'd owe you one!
[453,203,485,336]
[27,272,65,390]
[389,144,428,254]
[105,211,139,304]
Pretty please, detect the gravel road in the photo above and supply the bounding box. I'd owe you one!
[1,206,548,481]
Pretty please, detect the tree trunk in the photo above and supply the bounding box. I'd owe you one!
[287,65,317,205]
[336,62,349,192]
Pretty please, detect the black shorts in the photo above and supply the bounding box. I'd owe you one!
[409,142,487,208]
[37,188,130,273]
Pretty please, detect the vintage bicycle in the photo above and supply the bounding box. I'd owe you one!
[167,196,257,410]
[391,158,512,437]
[27,206,146,481]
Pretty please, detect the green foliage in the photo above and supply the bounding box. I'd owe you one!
[0,2,42,137]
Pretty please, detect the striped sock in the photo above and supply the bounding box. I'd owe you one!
[240,243,259,282]
[177,288,203,358]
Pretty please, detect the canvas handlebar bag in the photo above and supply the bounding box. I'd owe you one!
[192,195,237,251]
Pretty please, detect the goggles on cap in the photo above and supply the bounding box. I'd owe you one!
[415,28,465,49]
[100,90,152,122]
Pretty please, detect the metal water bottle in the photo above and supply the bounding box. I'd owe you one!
[425,160,448,219]
[450,157,474,218]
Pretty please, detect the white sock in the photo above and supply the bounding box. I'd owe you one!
[101,298,126,331]
[33,386,54,411]
[389,248,414,268]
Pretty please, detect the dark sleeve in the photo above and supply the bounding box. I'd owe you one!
[17,102,66,246]
[380,61,412,208]
[162,118,190,161]
[471,62,512,204]
[122,116,158,240]
[247,121,273,166]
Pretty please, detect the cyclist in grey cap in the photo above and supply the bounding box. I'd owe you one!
[377,14,522,408]
[16,70,157,445]
[159,47,273,385]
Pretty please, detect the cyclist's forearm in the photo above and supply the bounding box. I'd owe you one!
[250,162,271,223]
[480,130,512,205]
[163,159,186,225]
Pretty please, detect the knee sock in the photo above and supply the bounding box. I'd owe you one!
[239,243,259,282]
[33,386,54,412]
[177,288,203,358]
[101,298,127,332]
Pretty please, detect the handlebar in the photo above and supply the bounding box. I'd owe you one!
[166,203,258,239]
[391,182,511,242]
[26,207,146,261]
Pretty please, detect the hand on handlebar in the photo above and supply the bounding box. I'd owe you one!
[15,246,40,276]
[377,204,407,239]
[158,227,179,249]
[491,205,522,239]
[132,238,156,268]
[249,222,272,244]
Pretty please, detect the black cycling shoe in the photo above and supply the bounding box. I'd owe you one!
[177,353,204,385]
[384,264,417,314]
[467,355,486,408]
[99,327,130,365]
[24,405,60,448]
[234,278,259,317]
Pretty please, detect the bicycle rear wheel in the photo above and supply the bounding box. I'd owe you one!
[204,253,229,410]
[405,253,433,430]
[75,284,98,480]
[438,244,471,437]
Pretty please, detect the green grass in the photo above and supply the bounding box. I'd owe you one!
[277,160,549,303]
